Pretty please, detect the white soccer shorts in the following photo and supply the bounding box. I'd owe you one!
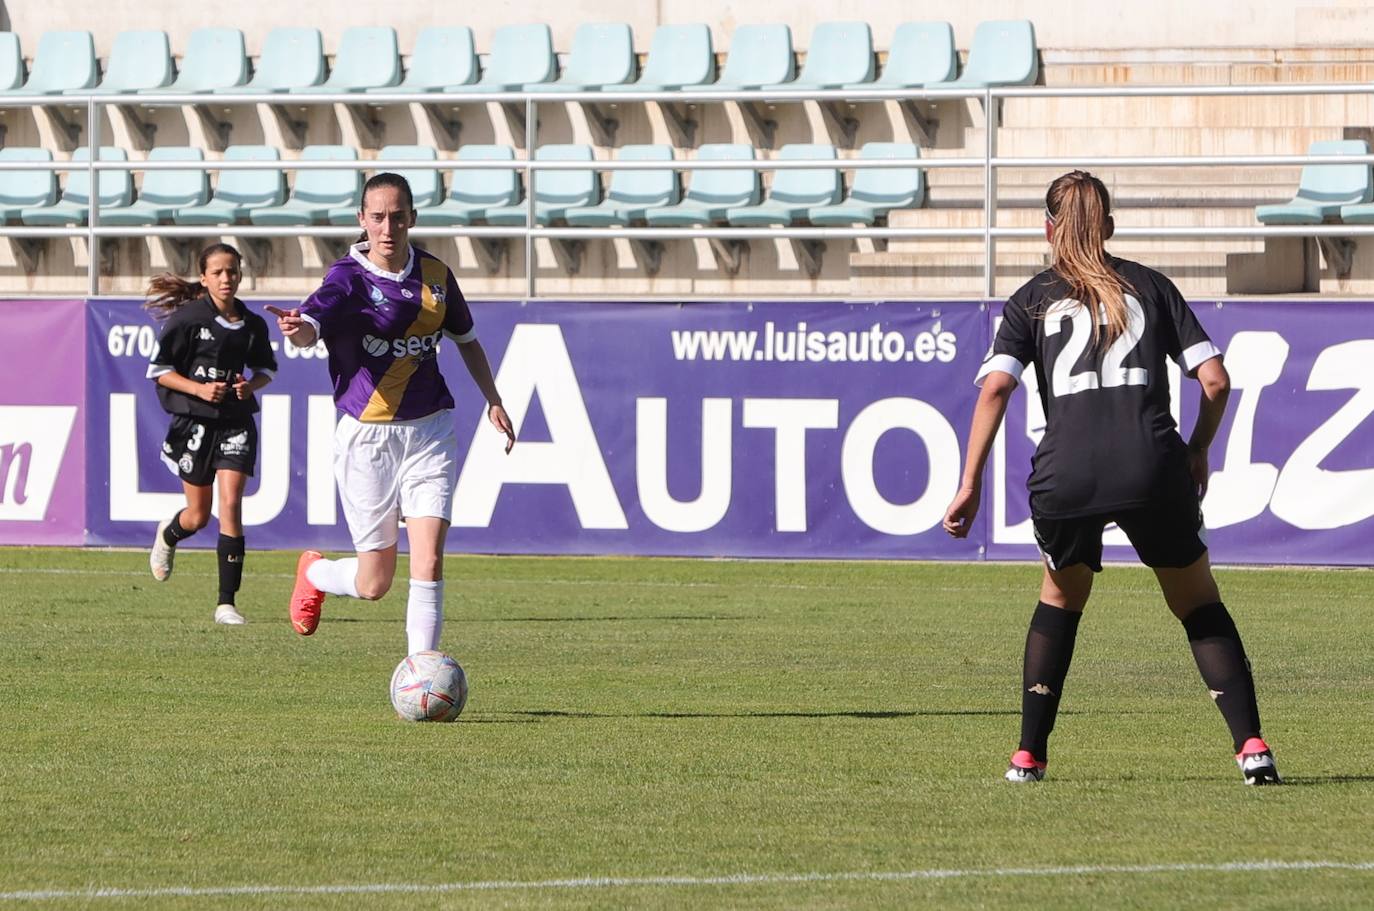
[334,409,457,551]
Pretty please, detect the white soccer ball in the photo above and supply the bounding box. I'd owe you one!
[389,650,468,722]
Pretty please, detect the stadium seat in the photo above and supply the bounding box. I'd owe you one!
[173,145,286,225]
[1254,139,1373,223]
[142,28,248,94]
[767,22,873,90]
[298,27,400,93]
[20,147,133,225]
[703,24,794,90]
[249,146,362,225]
[807,142,924,225]
[0,33,26,91]
[326,145,442,224]
[946,20,1038,88]
[449,24,555,92]
[854,22,957,88]
[217,27,325,93]
[13,31,98,94]
[82,30,174,95]
[643,144,759,225]
[484,144,598,224]
[622,24,714,92]
[526,23,634,92]
[564,145,678,225]
[413,145,518,226]
[726,144,841,225]
[100,147,210,225]
[0,148,58,221]
[366,27,476,92]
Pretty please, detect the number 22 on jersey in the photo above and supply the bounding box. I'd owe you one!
[1043,296,1148,397]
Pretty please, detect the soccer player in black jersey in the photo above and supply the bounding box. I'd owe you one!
[943,171,1280,785]
[145,243,278,625]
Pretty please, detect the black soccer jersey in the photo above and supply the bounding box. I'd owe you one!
[977,256,1221,519]
[146,297,278,420]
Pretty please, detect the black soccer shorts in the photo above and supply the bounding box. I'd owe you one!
[1032,489,1207,573]
[161,416,258,486]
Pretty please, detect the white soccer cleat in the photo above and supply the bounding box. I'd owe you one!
[1236,737,1282,785]
[1004,749,1047,783]
[214,604,246,625]
[150,518,176,582]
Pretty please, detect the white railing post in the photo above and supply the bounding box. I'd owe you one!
[984,87,998,300]
[525,95,536,301]
[86,98,100,297]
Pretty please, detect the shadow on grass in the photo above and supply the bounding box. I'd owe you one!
[500,708,1020,720]
[325,615,755,624]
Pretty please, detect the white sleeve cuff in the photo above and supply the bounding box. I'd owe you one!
[300,312,321,333]
[252,367,276,379]
[974,354,1025,387]
[444,328,478,344]
[1179,340,1222,374]
[146,364,172,380]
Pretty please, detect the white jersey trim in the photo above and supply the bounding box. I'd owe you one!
[975,354,1026,387]
[214,315,246,330]
[349,241,415,283]
[1179,340,1222,374]
[146,364,172,379]
[444,327,478,344]
[299,312,322,333]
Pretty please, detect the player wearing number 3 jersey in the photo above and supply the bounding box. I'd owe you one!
[943,171,1280,785]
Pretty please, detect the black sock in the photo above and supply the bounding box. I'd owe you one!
[1018,601,1083,764]
[217,534,245,605]
[162,510,196,547]
[1181,602,1262,753]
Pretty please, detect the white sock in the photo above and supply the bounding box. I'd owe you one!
[306,557,361,598]
[406,579,444,655]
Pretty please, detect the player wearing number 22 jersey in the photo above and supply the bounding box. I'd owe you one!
[978,256,1221,520]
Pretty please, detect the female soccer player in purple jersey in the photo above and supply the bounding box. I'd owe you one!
[146,243,277,625]
[943,171,1280,785]
[267,173,515,657]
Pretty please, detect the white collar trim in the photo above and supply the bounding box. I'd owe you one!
[349,242,415,282]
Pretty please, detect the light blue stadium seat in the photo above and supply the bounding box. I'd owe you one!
[449,24,555,92]
[808,142,923,225]
[326,145,443,224]
[217,28,325,93]
[0,33,25,91]
[1252,140,1372,224]
[101,148,210,225]
[768,22,872,91]
[173,146,286,225]
[564,145,678,225]
[14,31,98,95]
[366,27,476,92]
[623,24,714,92]
[946,20,1038,88]
[0,148,57,221]
[143,28,248,94]
[21,147,133,225]
[703,24,794,90]
[82,30,174,95]
[414,145,518,226]
[852,22,956,89]
[643,144,759,225]
[485,145,598,225]
[249,146,361,225]
[727,144,840,225]
[298,27,400,93]
[527,23,633,92]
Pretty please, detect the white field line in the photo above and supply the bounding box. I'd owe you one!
[2,861,1372,902]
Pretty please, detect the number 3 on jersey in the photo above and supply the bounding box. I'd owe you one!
[1044,296,1148,397]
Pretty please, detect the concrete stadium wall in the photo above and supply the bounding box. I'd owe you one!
[11,0,1374,54]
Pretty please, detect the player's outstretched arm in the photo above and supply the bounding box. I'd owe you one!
[943,371,1017,538]
[458,338,516,454]
[264,305,318,348]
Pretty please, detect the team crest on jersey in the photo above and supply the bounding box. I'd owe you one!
[368,284,385,305]
[401,288,414,299]
[429,283,446,304]
[179,455,194,474]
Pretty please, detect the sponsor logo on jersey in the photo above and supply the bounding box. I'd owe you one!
[361,335,390,357]
[401,288,414,299]
[360,330,444,360]
[429,283,446,304]
[220,430,250,456]
[198,327,214,341]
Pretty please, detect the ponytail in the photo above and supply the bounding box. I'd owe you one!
[143,242,242,319]
[1045,170,1134,348]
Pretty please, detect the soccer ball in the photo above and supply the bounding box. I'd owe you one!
[389,650,468,722]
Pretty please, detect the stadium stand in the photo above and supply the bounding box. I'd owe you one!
[297,27,401,94]
[807,142,923,226]
[83,31,174,95]
[726,143,842,226]
[0,147,57,220]
[484,144,598,225]
[248,145,361,225]
[449,24,556,92]
[365,27,476,92]
[20,146,132,225]
[945,19,1038,88]
[1256,139,1372,224]
[361,145,445,217]
[621,23,715,143]
[0,32,24,91]
[13,31,97,95]
[644,144,760,225]
[702,24,795,146]
[141,28,249,95]
[770,22,873,91]
[858,22,957,89]
[563,144,679,226]
[220,27,326,94]
[413,144,519,226]
[526,23,634,93]
[99,147,210,225]
[172,145,286,225]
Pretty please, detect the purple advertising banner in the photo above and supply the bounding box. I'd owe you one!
[984,300,1374,566]
[0,300,86,545]
[85,299,985,558]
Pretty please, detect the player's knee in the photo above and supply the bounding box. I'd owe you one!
[181,508,211,531]
[355,577,392,601]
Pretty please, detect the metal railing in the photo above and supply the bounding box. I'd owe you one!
[2,81,1374,298]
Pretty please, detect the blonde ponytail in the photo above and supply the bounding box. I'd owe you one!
[1045,170,1133,348]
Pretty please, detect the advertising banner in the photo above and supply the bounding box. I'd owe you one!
[0,300,86,546]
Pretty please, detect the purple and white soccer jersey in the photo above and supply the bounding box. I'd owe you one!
[300,243,477,423]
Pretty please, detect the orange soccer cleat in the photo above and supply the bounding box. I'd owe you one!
[290,551,326,636]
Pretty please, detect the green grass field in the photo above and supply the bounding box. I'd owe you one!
[1,548,1372,909]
